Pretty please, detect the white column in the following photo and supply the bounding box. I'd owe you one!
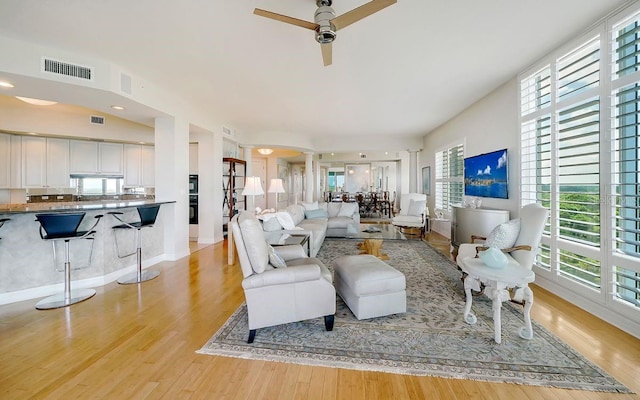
[408,149,420,193]
[155,116,190,261]
[195,129,223,244]
[304,152,313,203]
[241,145,254,210]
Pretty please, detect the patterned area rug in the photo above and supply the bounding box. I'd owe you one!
[198,239,629,392]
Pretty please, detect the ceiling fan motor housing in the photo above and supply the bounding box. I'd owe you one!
[314,6,336,44]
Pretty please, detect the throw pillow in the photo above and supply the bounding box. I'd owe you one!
[337,202,358,217]
[407,199,426,216]
[276,211,297,230]
[267,245,287,268]
[238,212,269,274]
[478,246,508,269]
[301,201,319,211]
[305,208,328,219]
[485,218,521,249]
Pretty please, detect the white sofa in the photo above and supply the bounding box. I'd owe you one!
[261,202,360,257]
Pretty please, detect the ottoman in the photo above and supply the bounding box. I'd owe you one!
[333,254,406,320]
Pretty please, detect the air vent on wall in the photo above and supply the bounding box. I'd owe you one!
[42,57,93,80]
[90,115,105,125]
[360,154,367,158]
[222,126,233,136]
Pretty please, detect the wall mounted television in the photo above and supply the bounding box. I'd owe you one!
[463,148,508,199]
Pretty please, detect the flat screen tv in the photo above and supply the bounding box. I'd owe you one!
[464,148,508,199]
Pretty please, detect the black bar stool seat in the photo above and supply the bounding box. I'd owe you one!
[34,212,103,310]
[0,218,9,239]
[109,205,161,284]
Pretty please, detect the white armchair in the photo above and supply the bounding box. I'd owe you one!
[230,212,336,343]
[456,203,549,343]
[391,193,428,238]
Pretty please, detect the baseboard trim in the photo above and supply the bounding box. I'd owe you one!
[0,254,165,305]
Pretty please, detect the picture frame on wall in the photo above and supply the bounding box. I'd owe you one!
[422,166,430,195]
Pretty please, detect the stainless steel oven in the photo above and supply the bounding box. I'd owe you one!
[189,175,198,194]
[189,195,198,224]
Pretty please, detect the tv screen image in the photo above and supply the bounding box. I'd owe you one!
[464,149,508,199]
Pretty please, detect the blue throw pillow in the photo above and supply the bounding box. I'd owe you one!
[305,208,328,219]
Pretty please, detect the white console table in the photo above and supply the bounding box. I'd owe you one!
[451,206,510,246]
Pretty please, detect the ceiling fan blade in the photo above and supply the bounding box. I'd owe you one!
[332,0,397,31]
[254,8,319,31]
[321,43,332,66]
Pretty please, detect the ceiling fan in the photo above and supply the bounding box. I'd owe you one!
[254,0,397,66]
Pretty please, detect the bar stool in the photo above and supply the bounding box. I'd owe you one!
[35,212,103,310]
[109,205,161,284]
[0,218,9,239]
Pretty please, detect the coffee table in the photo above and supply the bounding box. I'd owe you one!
[344,224,406,240]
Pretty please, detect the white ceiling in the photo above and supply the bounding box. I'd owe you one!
[0,0,632,149]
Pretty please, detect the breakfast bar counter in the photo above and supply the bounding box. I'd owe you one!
[0,200,175,305]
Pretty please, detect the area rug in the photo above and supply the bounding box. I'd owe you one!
[197,239,630,393]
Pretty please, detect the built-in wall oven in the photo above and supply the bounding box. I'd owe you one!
[189,195,198,224]
[189,175,198,194]
[189,175,198,224]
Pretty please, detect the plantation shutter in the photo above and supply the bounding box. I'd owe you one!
[612,15,640,308]
[435,144,464,211]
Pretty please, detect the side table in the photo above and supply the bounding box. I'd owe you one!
[265,232,310,256]
[460,257,535,344]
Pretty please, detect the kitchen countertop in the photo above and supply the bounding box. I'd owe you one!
[0,199,175,214]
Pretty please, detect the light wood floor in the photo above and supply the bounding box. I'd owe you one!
[1,233,639,399]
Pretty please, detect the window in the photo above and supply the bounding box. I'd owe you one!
[73,177,124,195]
[435,143,464,211]
[520,4,640,317]
[612,14,640,309]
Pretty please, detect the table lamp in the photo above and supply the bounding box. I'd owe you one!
[241,176,264,214]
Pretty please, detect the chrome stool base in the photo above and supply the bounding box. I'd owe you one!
[117,269,160,285]
[35,288,96,310]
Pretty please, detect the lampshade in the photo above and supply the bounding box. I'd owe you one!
[241,176,264,196]
[268,178,286,193]
[257,148,274,155]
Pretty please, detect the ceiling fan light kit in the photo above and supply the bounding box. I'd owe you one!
[254,0,396,66]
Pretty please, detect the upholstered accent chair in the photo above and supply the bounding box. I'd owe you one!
[456,203,549,302]
[391,193,428,238]
[230,212,336,343]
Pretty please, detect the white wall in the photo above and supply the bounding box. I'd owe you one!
[422,78,519,237]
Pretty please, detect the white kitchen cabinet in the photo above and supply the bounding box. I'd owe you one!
[70,140,123,175]
[21,136,70,188]
[451,206,510,247]
[0,133,10,188]
[141,145,154,187]
[99,142,124,175]
[124,144,154,187]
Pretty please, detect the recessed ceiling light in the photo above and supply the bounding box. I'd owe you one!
[111,105,125,110]
[15,96,57,106]
[0,81,14,88]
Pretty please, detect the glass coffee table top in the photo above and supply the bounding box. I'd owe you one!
[343,224,406,240]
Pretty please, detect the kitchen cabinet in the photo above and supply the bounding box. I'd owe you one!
[223,157,246,232]
[124,144,154,187]
[451,206,510,247]
[70,140,123,175]
[21,136,70,188]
